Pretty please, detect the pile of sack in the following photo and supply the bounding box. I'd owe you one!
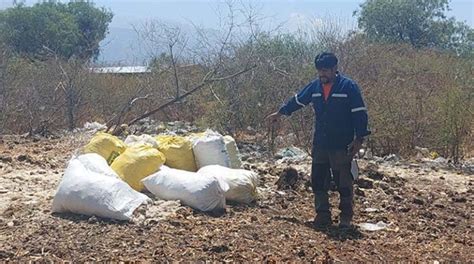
[52,130,258,220]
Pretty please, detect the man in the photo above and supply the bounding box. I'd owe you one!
[266,52,370,229]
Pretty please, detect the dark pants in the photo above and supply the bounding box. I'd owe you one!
[311,149,354,218]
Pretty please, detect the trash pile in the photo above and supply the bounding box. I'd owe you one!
[52,130,258,220]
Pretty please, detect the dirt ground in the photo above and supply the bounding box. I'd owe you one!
[0,132,472,262]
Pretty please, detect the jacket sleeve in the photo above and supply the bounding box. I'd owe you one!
[348,82,371,138]
[278,81,314,116]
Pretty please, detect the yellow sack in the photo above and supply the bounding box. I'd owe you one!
[83,132,126,164]
[111,145,166,191]
[156,135,197,172]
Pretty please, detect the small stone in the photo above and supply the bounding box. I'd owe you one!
[377,182,390,190]
[88,216,98,224]
[413,197,425,205]
[354,187,365,197]
[356,178,374,189]
[393,195,403,201]
[7,221,14,227]
[0,156,13,163]
[367,170,384,180]
[398,207,410,212]
[297,250,305,257]
[452,197,467,203]
[17,154,30,162]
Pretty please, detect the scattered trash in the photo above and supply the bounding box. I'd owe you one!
[363,208,379,213]
[358,221,389,231]
[351,159,359,180]
[82,122,107,133]
[125,134,159,148]
[275,146,308,162]
[383,154,400,162]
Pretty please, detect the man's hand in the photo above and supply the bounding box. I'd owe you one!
[264,112,282,124]
[347,137,363,157]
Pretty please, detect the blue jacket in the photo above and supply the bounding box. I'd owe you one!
[278,74,370,150]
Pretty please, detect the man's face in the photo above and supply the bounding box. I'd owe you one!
[317,66,337,84]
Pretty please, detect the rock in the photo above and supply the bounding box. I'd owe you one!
[393,195,403,201]
[274,154,283,159]
[452,197,467,203]
[7,221,14,227]
[433,157,448,163]
[367,170,385,181]
[413,197,425,205]
[17,154,32,162]
[88,216,98,224]
[377,182,390,190]
[384,154,400,162]
[356,178,374,189]
[0,155,13,163]
[398,207,410,212]
[354,187,365,197]
[276,167,299,190]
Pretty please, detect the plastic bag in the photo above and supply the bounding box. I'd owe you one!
[223,135,242,169]
[142,167,228,211]
[198,165,258,204]
[111,144,166,191]
[83,132,126,164]
[124,134,159,148]
[52,153,150,220]
[156,135,197,172]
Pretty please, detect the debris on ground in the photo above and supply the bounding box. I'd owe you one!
[0,128,472,262]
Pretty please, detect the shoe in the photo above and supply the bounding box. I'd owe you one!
[338,214,352,229]
[313,213,332,228]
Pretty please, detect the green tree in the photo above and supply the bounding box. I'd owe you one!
[355,0,473,55]
[0,1,113,61]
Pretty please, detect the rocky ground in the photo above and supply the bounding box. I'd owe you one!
[0,127,472,262]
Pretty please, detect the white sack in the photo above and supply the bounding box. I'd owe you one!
[192,130,230,169]
[52,153,150,220]
[198,165,258,204]
[142,167,228,211]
